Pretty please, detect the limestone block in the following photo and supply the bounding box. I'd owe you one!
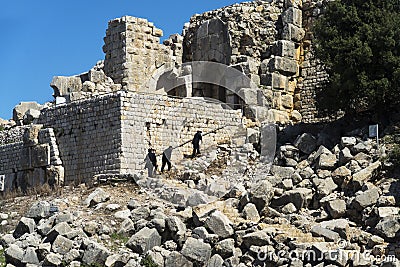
[19,147,31,170]
[50,76,82,97]
[238,88,258,105]
[88,70,106,83]
[282,7,302,27]
[281,94,294,109]
[274,40,296,59]
[267,109,290,124]
[46,166,65,186]
[282,24,305,43]
[31,144,50,168]
[290,110,302,122]
[13,102,43,125]
[262,72,288,90]
[23,125,43,146]
[270,57,298,76]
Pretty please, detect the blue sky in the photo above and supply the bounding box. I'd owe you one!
[0,0,242,120]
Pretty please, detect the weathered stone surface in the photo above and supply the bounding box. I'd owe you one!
[22,246,40,265]
[352,187,380,210]
[243,230,270,247]
[181,237,212,264]
[207,254,224,267]
[339,147,353,165]
[26,201,51,220]
[52,235,73,255]
[311,225,341,242]
[317,153,337,170]
[282,7,302,27]
[271,188,313,210]
[13,102,42,125]
[351,161,381,189]
[214,238,235,259]
[294,133,317,154]
[13,217,36,239]
[84,188,110,207]
[249,180,274,211]
[205,210,234,238]
[270,56,297,75]
[82,241,110,266]
[43,253,63,267]
[5,244,24,266]
[166,216,187,247]
[326,199,346,219]
[341,137,357,148]
[50,76,83,97]
[126,227,161,254]
[46,222,73,243]
[31,144,50,167]
[375,216,400,239]
[165,251,193,267]
[242,203,260,222]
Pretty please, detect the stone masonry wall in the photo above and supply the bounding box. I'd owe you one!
[38,94,123,184]
[0,126,63,192]
[119,92,244,173]
[37,92,243,183]
[103,16,175,91]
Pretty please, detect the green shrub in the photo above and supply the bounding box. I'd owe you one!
[141,255,158,267]
[0,249,5,266]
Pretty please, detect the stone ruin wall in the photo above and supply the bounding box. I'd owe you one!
[119,92,243,173]
[182,0,305,123]
[0,126,63,191]
[36,92,243,184]
[102,16,181,92]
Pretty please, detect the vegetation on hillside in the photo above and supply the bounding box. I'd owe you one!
[314,0,400,114]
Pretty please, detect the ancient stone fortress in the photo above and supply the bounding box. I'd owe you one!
[0,0,327,190]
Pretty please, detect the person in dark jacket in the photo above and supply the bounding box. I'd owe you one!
[145,148,158,177]
[161,146,173,172]
[192,131,202,158]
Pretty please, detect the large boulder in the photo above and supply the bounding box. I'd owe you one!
[375,216,400,239]
[84,188,110,207]
[5,244,24,266]
[351,187,380,210]
[13,102,43,125]
[294,133,317,154]
[13,217,36,239]
[351,161,381,190]
[181,237,212,264]
[126,227,161,254]
[249,180,274,211]
[165,251,193,267]
[271,188,313,210]
[82,240,111,266]
[205,210,234,238]
[26,201,51,221]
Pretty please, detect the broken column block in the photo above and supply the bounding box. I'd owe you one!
[50,76,83,97]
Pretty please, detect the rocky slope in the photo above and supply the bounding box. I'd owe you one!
[0,122,399,267]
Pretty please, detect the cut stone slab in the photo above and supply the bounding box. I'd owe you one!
[13,217,36,239]
[352,187,380,210]
[52,235,73,255]
[205,210,234,238]
[82,241,111,266]
[317,153,337,170]
[271,188,313,210]
[249,180,274,211]
[5,244,24,266]
[126,227,161,254]
[165,251,193,267]
[294,133,317,154]
[326,199,347,219]
[84,188,110,207]
[26,201,51,220]
[242,230,271,247]
[181,237,212,264]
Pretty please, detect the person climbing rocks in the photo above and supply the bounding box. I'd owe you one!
[145,148,158,177]
[192,130,203,158]
[161,146,173,172]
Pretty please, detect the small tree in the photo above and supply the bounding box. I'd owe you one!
[314,0,400,114]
